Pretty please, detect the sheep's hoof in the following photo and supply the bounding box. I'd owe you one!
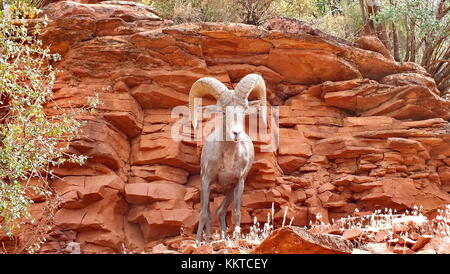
[220,231,227,239]
[233,227,241,239]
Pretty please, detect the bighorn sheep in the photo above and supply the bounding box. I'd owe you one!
[189,74,267,244]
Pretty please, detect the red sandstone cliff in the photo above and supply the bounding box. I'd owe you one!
[4,1,449,253]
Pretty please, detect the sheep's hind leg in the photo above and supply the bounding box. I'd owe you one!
[216,188,235,239]
[195,175,211,245]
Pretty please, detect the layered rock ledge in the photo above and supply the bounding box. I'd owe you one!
[9,1,449,253]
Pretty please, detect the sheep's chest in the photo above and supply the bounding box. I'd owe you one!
[215,145,247,191]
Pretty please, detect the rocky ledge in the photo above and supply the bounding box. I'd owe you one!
[2,1,448,254]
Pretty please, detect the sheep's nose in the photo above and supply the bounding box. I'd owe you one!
[232,131,240,138]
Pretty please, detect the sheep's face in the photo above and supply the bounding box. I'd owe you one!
[221,96,248,142]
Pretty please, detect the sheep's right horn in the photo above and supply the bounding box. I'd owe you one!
[189,77,229,129]
[235,74,267,126]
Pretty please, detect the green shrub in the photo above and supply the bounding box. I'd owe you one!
[143,0,363,40]
[0,1,97,237]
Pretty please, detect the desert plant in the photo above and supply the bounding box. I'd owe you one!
[0,1,98,240]
[275,0,364,40]
[1,0,44,19]
[236,0,278,25]
[361,0,449,93]
[143,0,275,25]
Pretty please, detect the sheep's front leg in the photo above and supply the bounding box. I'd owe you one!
[216,188,235,239]
[232,178,245,239]
[196,174,211,245]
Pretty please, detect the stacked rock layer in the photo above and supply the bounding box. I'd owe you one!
[18,1,450,253]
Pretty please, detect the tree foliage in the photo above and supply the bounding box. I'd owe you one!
[366,0,449,92]
[143,0,364,39]
[145,0,448,94]
[0,1,97,237]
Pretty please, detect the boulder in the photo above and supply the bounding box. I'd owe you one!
[354,36,394,60]
[251,227,353,254]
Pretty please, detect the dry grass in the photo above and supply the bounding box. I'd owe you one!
[194,204,450,253]
[311,206,449,237]
[197,203,294,253]
[309,205,450,251]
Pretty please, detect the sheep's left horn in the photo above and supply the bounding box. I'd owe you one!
[235,74,267,126]
[189,77,228,130]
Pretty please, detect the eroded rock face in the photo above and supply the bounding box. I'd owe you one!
[10,1,449,253]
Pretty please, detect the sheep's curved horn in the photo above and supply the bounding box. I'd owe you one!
[235,74,267,126]
[189,77,228,129]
